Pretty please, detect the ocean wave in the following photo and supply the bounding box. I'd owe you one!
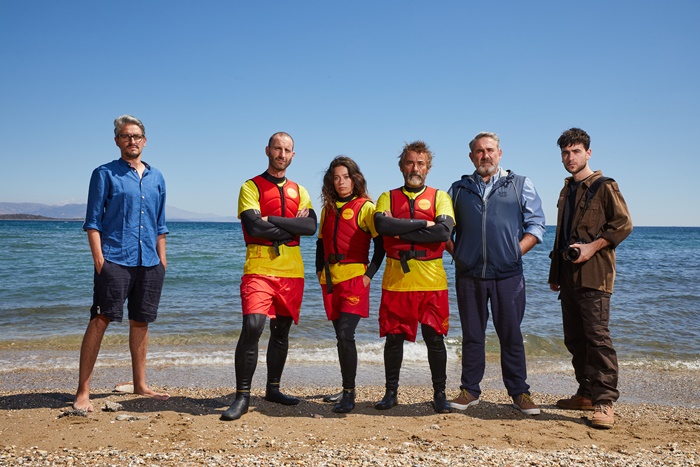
[1,343,698,374]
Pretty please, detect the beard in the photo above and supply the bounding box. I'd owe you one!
[270,157,291,171]
[404,173,424,188]
[476,163,497,177]
[122,147,142,160]
[565,162,586,176]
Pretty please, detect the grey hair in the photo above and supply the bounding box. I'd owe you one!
[469,132,499,152]
[114,115,146,137]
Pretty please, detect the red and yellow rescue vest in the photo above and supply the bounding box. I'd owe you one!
[242,175,301,247]
[383,187,445,261]
[321,197,371,265]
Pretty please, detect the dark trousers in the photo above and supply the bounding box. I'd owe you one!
[559,267,619,404]
[456,273,530,398]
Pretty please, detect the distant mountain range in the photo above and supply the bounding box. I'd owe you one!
[0,202,236,223]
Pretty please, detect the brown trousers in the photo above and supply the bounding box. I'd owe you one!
[558,263,619,404]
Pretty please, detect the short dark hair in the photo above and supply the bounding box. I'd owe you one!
[268,132,294,150]
[557,127,590,150]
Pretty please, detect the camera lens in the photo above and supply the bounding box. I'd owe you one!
[566,247,580,261]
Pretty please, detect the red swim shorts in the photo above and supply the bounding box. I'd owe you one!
[322,275,371,321]
[240,274,304,324]
[378,289,449,342]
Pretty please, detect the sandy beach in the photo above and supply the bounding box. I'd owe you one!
[1,361,699,466]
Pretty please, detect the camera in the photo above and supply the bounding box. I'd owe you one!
[564,246,581,261]
[561,240,586,261]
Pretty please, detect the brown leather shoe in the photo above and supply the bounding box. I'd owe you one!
[449,389,479,410]
[512,393,541,415]
[591,403,614,429]
[556,394,594,411]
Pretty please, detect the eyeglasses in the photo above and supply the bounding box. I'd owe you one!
[117,134,145,142]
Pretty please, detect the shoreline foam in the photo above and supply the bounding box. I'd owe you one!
[2,357,698,408]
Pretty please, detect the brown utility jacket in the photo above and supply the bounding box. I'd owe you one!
[548,171,632,293]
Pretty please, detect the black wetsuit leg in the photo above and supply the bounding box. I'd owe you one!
[331,312,361,413]
[422,323,447,392]
[333,312,361,390]
[383,332,404,391]
[221,313,266,421]
[267,315,293,383]
[422,323,451,413]
[235,314,266,390]
[375,333,404,409]
[265,315,300,405]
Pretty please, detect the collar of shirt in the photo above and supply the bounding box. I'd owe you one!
[472,167,507,198]
[118,157,152,174]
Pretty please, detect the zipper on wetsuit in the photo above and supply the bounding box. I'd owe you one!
[408,197,416,252]
[332,206,341,256]
[277,184,286,216]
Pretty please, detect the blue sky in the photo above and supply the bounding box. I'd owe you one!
[1,1,698,226]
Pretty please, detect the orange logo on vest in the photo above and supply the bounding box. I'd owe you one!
[342,208,354,220]
[286,187,298,199]
[417,198,432,210]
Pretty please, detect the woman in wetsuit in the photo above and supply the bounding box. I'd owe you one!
[316,156,385,413]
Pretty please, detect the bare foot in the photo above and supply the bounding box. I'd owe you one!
[73,393,94,412]
[134,386,170,401]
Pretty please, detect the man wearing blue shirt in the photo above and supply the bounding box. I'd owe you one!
[73,115,169,412]
[447,132,546,415]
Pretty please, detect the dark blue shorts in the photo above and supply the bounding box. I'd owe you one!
[90,260,166,323]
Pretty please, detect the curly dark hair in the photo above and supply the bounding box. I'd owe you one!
[557,127,591,150]
[321,156,370,213]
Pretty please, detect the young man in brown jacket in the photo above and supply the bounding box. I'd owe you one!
[548,128,632,429]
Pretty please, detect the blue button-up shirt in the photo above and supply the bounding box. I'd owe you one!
[83,158,168,267]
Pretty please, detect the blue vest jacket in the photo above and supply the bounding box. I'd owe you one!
[449,171,526,279]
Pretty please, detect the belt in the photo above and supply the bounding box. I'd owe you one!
[324,254,345,294]
[398,250,426,273]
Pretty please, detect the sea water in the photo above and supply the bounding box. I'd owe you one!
[0,221,698,376]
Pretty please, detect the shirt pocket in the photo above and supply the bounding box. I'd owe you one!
[576,198,605,240]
